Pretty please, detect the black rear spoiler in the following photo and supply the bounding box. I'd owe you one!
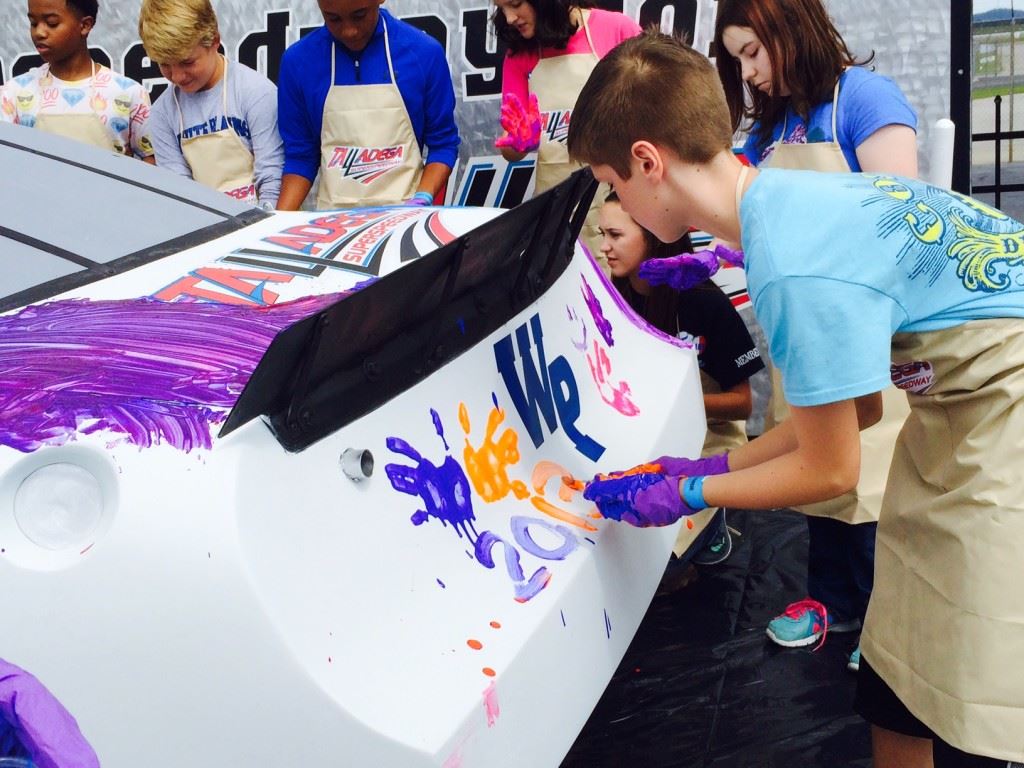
[219,168,597,452]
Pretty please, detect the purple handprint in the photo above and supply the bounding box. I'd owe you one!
[385,435,478,541]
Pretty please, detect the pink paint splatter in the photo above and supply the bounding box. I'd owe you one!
[482,681,500,727]
[585,341,640,417]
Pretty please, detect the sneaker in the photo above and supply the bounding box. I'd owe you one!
[765,598,862,648]
[692,511,733,566]
[847,645,861,672]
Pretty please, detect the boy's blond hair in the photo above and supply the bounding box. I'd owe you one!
[567,31,734,180]
[138,0,219,64]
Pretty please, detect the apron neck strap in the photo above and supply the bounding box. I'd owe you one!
[777,70,843,145]
[735,163,750,225]
[830,70,843,145]
[174,54,229,135]
[331,16,395,86]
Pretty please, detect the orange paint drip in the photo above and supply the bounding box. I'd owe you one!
[467,639,483,650]
[686,519,694,530]
[489,621,501,629]
[530,496,598,532]
[482,667,496,677]
[594,462,663,482]
[458,401,471,434]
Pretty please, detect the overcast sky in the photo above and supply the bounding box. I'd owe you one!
[975,0,1016,13]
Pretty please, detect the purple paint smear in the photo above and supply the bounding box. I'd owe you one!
[0,293,354,453]
[580,275,614,347]
[577,254,693,350]
[566,306,588,352]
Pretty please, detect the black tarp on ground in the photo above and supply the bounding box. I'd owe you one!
[562,508,872,768]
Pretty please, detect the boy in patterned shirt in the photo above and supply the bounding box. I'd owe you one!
[1,0,154,160]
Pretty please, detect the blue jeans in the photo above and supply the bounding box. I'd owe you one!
[806,516,877,623]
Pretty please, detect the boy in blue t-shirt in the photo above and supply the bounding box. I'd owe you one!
[567,31,1024,768]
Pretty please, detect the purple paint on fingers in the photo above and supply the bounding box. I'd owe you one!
[0,293,351,453]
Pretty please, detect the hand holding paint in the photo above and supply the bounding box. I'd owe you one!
[583,471,704,527]
[494,93,541,153]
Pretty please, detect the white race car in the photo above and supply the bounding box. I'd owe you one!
[0,124,709,767]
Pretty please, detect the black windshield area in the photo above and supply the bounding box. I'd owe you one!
[0,124,266,312]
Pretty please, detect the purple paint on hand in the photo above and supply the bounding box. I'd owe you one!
[651,452,729,477]
[638,250,720,291]
[0,294,350,454]
[583,472,694,527]
[385,433,478,541]
[712,243,745,266]
[580,275,614,347]
[0,658,100,768]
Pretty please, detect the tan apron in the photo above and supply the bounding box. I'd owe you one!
[317,19,423,209]
[861,319,1024,760]
[529,10,608,273]
[174,57,257,204]
[760,76,911,524]
[34,62,116,153]
[671,368,748,557]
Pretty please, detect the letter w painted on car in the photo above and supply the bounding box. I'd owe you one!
[494,314,605,462]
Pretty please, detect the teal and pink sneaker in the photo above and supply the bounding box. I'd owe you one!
[765,598,861,648]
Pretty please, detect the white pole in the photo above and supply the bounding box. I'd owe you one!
[928,118,956,189]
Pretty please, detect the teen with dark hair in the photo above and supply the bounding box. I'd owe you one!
[276,0,459,210]
[492,0,640,270]
[599,191,763,565]
[570,30,1024,768]
[714,0,919,668]
[1,0,154,159]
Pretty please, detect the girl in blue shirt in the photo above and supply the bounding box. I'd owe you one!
[714,0,918,668]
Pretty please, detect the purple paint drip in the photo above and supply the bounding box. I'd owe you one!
[437,578,446,589]
[578,252,693,349]
[431,408,450,451]
[580,275,614,347]
[0,293,351,453]
[384,432,478,540]
[604,608,612,638]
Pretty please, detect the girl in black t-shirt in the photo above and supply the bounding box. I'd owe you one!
[598,192,765,568]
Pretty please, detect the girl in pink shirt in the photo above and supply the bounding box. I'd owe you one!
[492,0,640,270]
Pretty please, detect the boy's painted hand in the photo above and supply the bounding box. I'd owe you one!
[494,93,541,153]
[403,191,435,206]
[651,452,730,477]
[638,248,721,291]
[583,471,700,527]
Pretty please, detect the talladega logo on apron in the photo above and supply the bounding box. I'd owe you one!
[890,360,934,394]
[327,144,406,184]
[542,109,572,145]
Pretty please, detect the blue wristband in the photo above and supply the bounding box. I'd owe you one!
[412,191,435,205]
[680,475,707,511]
